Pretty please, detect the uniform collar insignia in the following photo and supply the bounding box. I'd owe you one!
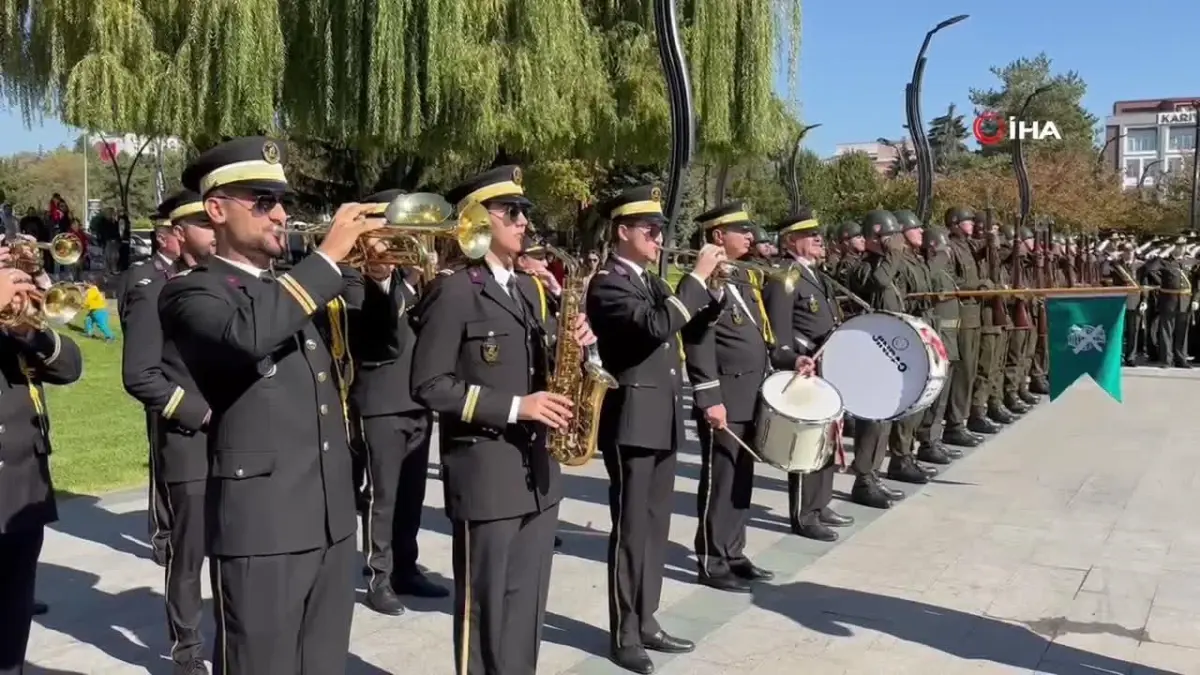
[467,266,485,285]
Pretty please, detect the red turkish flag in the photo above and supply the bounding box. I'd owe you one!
[95,141,117,163]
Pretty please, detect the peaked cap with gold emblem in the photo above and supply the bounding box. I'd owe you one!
[182,136,290,197]
[156,189,207,225]
[446,165,532,212]
[694,201,754,231]
[776,207,820,237]
[604,185,665,223]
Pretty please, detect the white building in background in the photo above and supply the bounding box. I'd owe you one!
[87,133,184,156]
[1100,98,1198,190]
[832,139,914,175]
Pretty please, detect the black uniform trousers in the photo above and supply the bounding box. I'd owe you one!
[853,420,891,474]
[452,505,558,675]
[165,479,206,665]
[694,420,755,577]
[0,528,44,675]
[786,463,835,527]
[1123,309,1142,361]
[604,446,676,649]
[147,413,171,562]
[362,411,432,590]
[1156,310,1190,366]
[210,534,356,675]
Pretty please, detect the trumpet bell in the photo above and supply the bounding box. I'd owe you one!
[49,233,84,266]
[384,193,454,226]
[42,284,85,325]
[456,201,492,260]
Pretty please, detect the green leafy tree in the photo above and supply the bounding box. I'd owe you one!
[928,103,969,171]
[969,54,1098,155]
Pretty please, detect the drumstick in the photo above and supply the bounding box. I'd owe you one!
[782,341,829,394]
[720,427,766,464]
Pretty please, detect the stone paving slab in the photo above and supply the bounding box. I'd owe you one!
[24,368,1200,674]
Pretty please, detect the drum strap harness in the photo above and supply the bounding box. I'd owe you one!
[746,270,775,345]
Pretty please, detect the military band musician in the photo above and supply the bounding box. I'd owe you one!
[158,137,377,675]
[585,185,725,674]
[762,211,852,542]
[121,189,216,675]
[678,202,776,595]
[409,165,595,675]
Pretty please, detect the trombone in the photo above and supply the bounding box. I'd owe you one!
[0,282,87,329]
[280,193,492,278]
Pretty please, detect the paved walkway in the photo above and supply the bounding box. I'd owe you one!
[25,368,1200,674]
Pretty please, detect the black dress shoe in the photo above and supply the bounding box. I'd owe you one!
[818,508,854,528]
[850,476,892,509]
[942,427,980,447]
[968,416,1000,434]
[554,535,563,549]
[874,474,906,500]
[642,630,695,654]
[394,572,450,598]
[1018,390,1040,405]
[917,442,952,465]
[793,518,839,541]
[32,600,47,616]
[365,585,406,616]
[1179,362,1194,369]
[730,560,776,581]
[698,572,752,593]
[917,462,939,478]
[610,646,654,674]
[886,457,929,485]
[987,407,1017,424]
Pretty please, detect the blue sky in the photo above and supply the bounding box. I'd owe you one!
[2,0,1197,157]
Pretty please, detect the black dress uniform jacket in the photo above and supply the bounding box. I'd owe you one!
[763,261,839,367]
[585,259,724,451]
[158,255,358,557]
[117,254,174,320]
[678,268,770,422]
[122,266,210,483]
[0,330,82,534]
[410,263,560,522]
[349,271,422,417]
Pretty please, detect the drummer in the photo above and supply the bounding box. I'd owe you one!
[679,203,779,593]
[762,209,853,542]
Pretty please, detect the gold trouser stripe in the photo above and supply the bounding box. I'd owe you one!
[666,296,691,322]
[459,526,472,675]
[163,387,185,419]
[461,385,481,423]
[609,443,625,648]
[277,273,317,314]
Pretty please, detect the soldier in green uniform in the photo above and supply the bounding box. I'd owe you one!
[846,210,911,508]
[943,208,996,439]
[888,210,949,474]
[1100,242,1148,366]
[973,219,1014,426]
[1000,227,1040,411]
[916,227,965,457]
[1145,236,1195,368]
[831,222,866,284]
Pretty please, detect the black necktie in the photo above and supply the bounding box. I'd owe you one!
[506,275,526,321]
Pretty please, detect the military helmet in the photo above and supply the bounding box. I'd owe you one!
[999,225,1016,243]
[922,226,950,251]
[1018,226,1034,241]
[838,220,862,240]
[944,206,976,228]
[893,210,923,232]
[860,210,899,239]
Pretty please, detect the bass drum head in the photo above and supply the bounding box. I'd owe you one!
[759,372,843,423]
[820,313,931,420]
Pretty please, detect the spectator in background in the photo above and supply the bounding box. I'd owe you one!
[47,193,70,233]
[18,207,42,240]
[0,204,15,240]
[93,207,121,274]
[117,213,131,272]
[66,219,88,281]
[81,281,114,342]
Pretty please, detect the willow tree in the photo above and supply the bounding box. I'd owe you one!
[0,0,802,214]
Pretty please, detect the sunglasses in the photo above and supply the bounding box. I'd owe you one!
[488,203,531,220]
[220,191,292,215]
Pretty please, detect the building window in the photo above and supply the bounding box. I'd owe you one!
[1125,159,1140,180]
[1125,127,1158,154]
[1167,156,1186,174]
[1168,126,1195,152]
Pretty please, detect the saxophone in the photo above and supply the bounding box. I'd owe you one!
[540,244,617,466]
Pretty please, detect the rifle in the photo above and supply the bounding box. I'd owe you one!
[983,202,1009,326]
[1011,227,1033,329]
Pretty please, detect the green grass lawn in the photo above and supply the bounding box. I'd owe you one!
[45,319,147,496]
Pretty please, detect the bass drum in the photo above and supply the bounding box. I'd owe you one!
[753,372,844,473]
[819,312,948,421]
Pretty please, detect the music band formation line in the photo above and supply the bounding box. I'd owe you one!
[0,135,1158,675]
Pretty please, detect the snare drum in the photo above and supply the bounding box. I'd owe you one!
[753,372,844,473]
[819,312,948,421]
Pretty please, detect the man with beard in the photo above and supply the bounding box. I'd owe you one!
[121,190,216,675]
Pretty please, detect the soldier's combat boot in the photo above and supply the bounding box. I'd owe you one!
[987,404,1017,424]
[1029,377,1049,395]
[886,456,930,485]
[874,474,906,501]
[850,474,892,509]
[942,425,981,447]
[917,442,952,465]
[1018,389,1040,406]
[1004,396,1031,414]
[968,412,1001,434]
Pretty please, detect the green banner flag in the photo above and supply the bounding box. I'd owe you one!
[1046,294,1126,402]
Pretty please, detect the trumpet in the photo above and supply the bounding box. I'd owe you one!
[9,233,85,273]
[280,193,492,277]
[660,246,783,289]
[0,282,87,329]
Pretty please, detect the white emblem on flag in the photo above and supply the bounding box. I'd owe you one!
[1067,324,1106,354]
